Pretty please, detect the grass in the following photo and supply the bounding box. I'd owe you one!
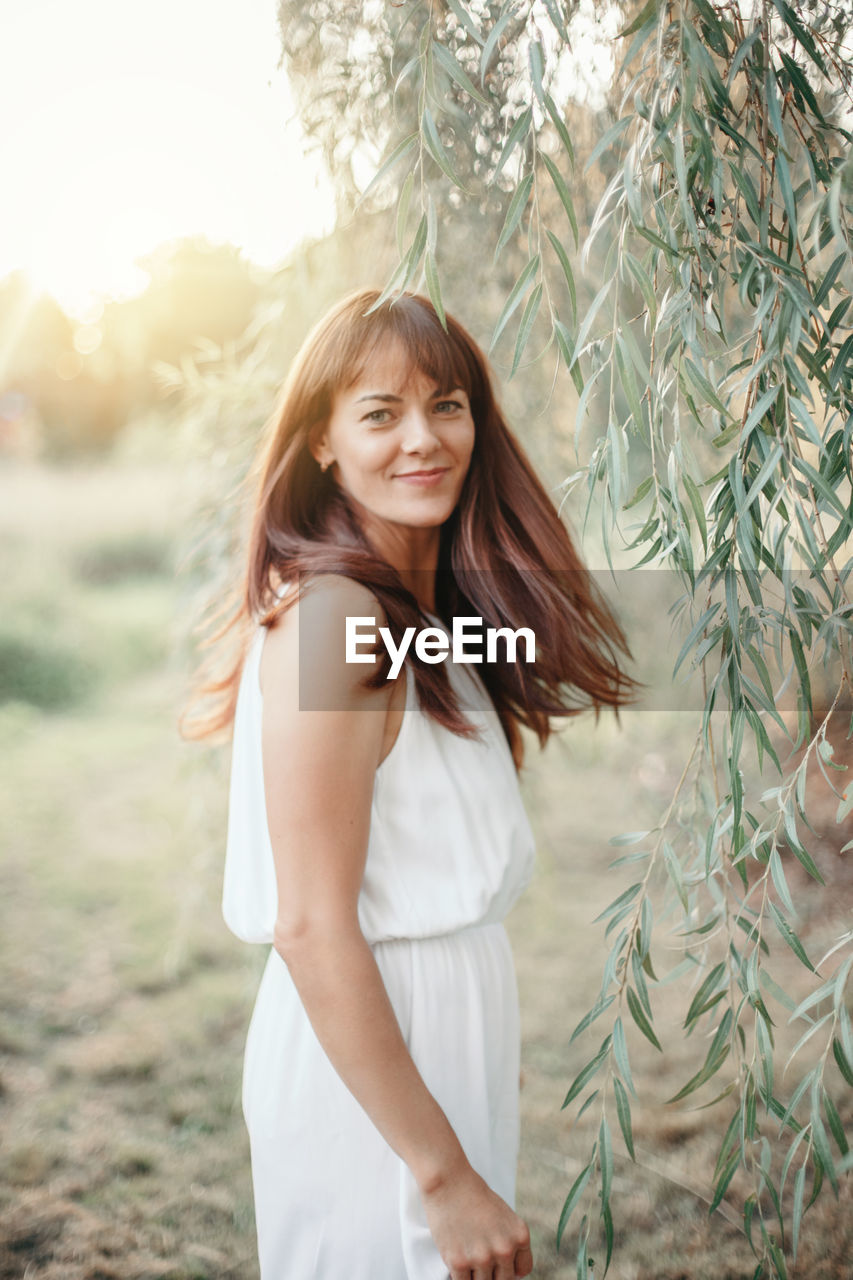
[0,459,850,1279]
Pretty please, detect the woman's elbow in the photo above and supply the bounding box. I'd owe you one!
[272,911,359,965]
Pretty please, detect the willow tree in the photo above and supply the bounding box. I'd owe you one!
[278,2,853,1275]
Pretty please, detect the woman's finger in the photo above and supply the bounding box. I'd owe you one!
[514,1244,534,1277]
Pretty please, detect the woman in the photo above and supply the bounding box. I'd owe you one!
[189,288,636,1279]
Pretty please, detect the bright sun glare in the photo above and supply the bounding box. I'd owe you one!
[1,0,336,319]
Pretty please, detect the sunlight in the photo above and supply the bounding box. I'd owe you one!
[1,0,336,319]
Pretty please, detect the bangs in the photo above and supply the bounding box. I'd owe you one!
[332,295,482,403]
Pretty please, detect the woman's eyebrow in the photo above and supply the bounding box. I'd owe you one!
[355,387,465,404]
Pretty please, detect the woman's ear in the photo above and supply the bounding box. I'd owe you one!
[308,422,334,471]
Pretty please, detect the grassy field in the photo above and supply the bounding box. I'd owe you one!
[0,460,850,1280]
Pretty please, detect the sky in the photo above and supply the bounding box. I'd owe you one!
[1,0,337,318]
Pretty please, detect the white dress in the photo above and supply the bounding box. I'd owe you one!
[222,609,536,1279]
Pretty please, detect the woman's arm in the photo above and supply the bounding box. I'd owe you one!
[260,575,533,1280]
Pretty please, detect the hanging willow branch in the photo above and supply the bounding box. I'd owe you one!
[350,0,853,1275]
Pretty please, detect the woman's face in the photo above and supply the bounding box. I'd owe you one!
[312,338,476,533]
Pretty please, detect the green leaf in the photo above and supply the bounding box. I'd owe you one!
[431,39,490,105]
[421,107,466,191]
[613,1077,635,1159]
[668,1045,731,1103]
[810,1105,839,1194]
[614,335,645,434]
[599,1114,613,1205]
[367,214,428,313]
[562,1036,612,1109]
[682,357,730,417]
[480,6,516,85]
[555,1167,589,1244]
[626,985,662,1051]
[602,1200,614,1275]
[541,152,579,247]
[544,91,575,166]
[684,962,728,1029]
[814,251,847,306]
[541,0,570,41]
[509,282,543,378]
[594,881,641,921]
[492,106,533,181]
[545,230,577,321]
[493,171,534,262]
[769,902,817,973]
[396,171,415,257]
[792,1162,805,1260]
[623,251,657,326]
[618,0,658,40]
[575,1213,590,1280]
[832,1038,853,1087]
[771,0,829,75]
[528,38,545,103]
[584,116,632,174]
[791,452,848,520]
[576,1089,601,1123]
[556,1161,593,1249]
[672,603,722,678]
[489,255,540,351]
[568,276,612,367]
[358,132,418,204]
[423,251,446,331]
[823,1090,848,1157]
[709,1145,740,1213]
[743,443,783,511]
[570,994,617,1044]
[608,829,651,847]
[445,0,484,42]
[612,1016,635,1097]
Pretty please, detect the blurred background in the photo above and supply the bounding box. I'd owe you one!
[1,2,849,1277]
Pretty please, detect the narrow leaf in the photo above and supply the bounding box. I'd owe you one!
[626,985,662,1051]
[769,902,817,973]
[509,282,542,378]
[424,251,446,331]
[556,1163,593,1249]
[541,152,579,247]
[613,1077,635,1159]
[359,132,417,203]
[489,255,540,351]
[431,39,490,104]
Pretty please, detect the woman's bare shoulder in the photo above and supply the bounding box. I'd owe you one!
[260,573,389,706]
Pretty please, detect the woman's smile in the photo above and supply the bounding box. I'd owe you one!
[394,466,451,485]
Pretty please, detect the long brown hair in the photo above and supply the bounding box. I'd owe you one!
[182,288,639,767]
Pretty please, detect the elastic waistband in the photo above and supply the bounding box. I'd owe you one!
[369,919,507,948]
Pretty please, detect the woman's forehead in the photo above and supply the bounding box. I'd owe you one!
[343,333,467,398]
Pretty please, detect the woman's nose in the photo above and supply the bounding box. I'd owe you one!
[400,410,440,453]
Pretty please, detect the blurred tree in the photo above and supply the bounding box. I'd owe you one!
[0,239,267,457]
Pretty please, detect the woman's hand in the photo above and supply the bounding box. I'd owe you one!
[422,1160,533,1280]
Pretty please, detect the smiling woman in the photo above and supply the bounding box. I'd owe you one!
[183,288,638,1280]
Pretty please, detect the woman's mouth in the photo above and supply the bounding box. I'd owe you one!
[394,467,450,487]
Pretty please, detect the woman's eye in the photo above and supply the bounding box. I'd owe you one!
[364,409,392,424]
[435,400,464,414]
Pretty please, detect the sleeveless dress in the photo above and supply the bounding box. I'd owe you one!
[222,607,536,1280]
